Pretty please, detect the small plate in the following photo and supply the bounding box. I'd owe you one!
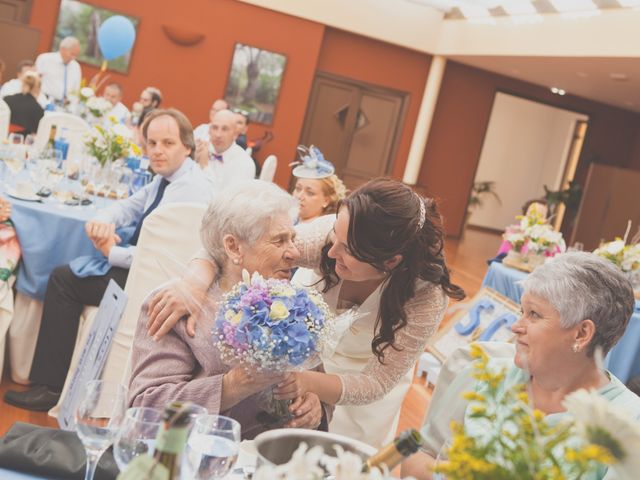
[6,188,42,202]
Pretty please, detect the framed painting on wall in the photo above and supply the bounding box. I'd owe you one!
[224,43,287,126]
[52,0,140,74]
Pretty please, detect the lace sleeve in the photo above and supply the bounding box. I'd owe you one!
[294,214,335,270]
[336,283,448,405]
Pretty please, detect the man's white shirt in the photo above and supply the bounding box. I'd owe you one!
[204,143,255,187]
[92,158,214,268]
[35,52,81,101]
[107,102,130,124]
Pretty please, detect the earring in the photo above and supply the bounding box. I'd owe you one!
[232,258,240,265]
[572,343,580,353]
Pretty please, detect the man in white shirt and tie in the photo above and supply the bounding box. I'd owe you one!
[103,82,130,123]
[195,109,256,186]
[35,36,82,104]
[4,108,214,411]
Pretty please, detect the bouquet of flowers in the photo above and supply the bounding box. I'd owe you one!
[214,271,342,424]
[593,238,640,273]
[434,344,640,480]
[84,118,141,167]
[85,95,113,118]
[253,443,413,480]
[503,205,566,258]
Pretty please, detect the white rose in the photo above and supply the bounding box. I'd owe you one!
[604,240,625,255]
[111,123,133,139]
[80,87,95,98]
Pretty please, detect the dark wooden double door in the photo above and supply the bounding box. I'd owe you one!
[299,73,406,190]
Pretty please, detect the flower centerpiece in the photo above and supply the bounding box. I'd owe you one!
[253,443,411,480]
[593,238,640,291]
[434,344,640,480]
[85,95,113,119]
[502,204,566,271]
[84,117,141,168]
[214,270,337,425]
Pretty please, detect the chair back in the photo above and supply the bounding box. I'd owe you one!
[35,112,91,159]
[259,154,277,182]
[0,99,10,141]
[102,202,208,387]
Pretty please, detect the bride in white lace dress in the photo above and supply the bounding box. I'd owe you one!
[147,178,465,447]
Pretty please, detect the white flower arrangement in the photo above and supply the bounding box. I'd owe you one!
[563,389,640,480]
[253,443,413,480]
[79,86,95,102]
[85,96,113,118]
[503,209,566,258]
[593,238,640,273]
[84,117,140,167]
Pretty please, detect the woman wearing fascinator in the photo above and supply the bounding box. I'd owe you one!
[147,173,464,447]
[290,145,347,224]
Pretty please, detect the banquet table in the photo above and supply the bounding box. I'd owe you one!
[2,187,113,383]
[482,261,640,384]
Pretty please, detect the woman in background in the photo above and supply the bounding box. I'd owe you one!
[4,71,44,135]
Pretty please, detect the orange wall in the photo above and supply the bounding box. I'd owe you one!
[420,60,640,236]
[316,28,431,179]
[28,0,325,185]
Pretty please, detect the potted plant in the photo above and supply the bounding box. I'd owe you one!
[465,181,501,230]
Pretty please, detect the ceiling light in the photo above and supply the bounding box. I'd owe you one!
[550,87,566,95]
[549,0,597,13]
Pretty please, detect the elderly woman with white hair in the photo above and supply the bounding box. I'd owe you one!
[402,252,640,480]
[128,180,326,439]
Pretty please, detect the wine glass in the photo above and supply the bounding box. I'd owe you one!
[183,414,241,480]
[432,440,452,480]
[75,380,128,480]
[114,407,164,472]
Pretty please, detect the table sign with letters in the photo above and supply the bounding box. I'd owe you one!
[58,280,128,430]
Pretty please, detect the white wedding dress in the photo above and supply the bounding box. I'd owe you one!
[294,215,448,447]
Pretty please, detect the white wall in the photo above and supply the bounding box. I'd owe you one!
[468,93,588,231]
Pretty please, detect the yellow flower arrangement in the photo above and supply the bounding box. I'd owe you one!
[433,345,631,480]
[84,117,141,167]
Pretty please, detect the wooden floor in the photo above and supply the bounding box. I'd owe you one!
[0,227,502,438]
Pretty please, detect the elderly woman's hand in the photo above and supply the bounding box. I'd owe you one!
[220,365,285,410]
[0,197,11,222]
[273,372,310,401]
[284,393,323,429]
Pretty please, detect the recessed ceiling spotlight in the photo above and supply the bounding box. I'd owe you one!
[550,87,566,95]
[609,73,629,81]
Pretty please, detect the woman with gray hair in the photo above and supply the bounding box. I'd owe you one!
[128,180,326,439]
[403,252,640,479]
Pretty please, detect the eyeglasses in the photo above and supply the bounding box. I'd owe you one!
[232,108,250,118]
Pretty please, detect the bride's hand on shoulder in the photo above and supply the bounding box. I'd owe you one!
[146,280,198,339]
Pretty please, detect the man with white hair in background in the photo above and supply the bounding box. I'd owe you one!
[193,98,229,141]
[35,36,82,104]
[102,82,130,123]
[195,109,255,186]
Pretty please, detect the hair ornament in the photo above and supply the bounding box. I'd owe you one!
[418,197,426,230]
[290,145,335,179]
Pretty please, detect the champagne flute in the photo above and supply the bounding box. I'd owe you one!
[183,414,241,479]
[114,407,164,471]
[75,380,128,480]
[432,440,452,480]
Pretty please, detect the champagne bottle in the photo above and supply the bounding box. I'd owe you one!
[117,402,195,480]
[47,124,57,149]
[363,429,424,472]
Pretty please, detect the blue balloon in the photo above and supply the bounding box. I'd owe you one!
[97,15,136,61]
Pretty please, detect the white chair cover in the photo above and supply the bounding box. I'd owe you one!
[0,98,10,141]
[51,202,208,415]
[259,154,277,182]
[35,112,90,159]
[0,276,15,381]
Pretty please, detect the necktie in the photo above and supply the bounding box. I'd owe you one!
[212,153,223,162]
[62,64,68,101]
[130,177,170,246]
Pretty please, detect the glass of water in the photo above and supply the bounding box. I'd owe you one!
[75,380,128,480]
[183,414,241,479]
[114,407,164,471]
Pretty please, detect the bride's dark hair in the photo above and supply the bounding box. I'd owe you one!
[319,178,465,362]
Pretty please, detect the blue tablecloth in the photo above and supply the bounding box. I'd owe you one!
[482,262,640,384]
[7,193,111,300]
